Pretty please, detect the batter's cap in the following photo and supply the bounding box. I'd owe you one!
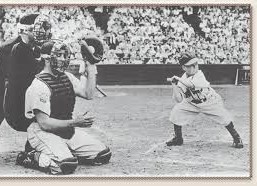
[179,54,198,66]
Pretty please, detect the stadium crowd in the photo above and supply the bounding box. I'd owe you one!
[0,6,250,65]
[104,6,250,64]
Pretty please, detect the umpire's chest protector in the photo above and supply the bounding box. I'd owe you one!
[36,72,76,139]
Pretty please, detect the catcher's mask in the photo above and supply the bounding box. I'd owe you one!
[18,14,52,45]
[80,37,104,64]
[41,40,71,72]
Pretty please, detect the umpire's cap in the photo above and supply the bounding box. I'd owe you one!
[179,53,198,66]
[80,37,104,64]
[17,14,39,33]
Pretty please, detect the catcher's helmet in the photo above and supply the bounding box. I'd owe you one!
[18,14,52,45]
[41,40,71,72]
[80,37,104,64]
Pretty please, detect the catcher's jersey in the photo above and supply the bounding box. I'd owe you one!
[25,71,79,119]
[177,70,221,105]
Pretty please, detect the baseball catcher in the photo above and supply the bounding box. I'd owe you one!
[166,53,243,148]
[16,40,111,175]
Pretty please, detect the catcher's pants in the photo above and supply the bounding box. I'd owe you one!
[27,122,107,174]
[169,97,233,126]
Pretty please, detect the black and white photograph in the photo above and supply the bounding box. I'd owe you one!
[0,4,251,177]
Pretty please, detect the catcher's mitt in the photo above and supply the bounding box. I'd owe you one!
[80,37,104,64]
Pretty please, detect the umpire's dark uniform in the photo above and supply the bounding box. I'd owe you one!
[0,36,22,125]
[0,35,40,131]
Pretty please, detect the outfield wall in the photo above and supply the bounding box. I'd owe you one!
[68,64,250,85]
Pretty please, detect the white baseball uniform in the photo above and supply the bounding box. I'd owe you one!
[169,70,233,126]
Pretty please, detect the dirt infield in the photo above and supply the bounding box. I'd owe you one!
[0,85,250,177]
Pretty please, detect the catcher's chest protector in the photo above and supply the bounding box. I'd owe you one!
[2,38,39,131]
[36,72,76,139]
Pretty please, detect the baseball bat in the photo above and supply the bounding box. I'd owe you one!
[96,85,107,97]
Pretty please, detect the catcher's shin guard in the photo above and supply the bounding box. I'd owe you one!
[225,122,243,148]
[78,147,112,165]
[59,157,78,175]
[94,147,112,164]
[166,124,183,146]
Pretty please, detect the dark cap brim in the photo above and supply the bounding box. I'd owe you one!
[183,58,198,66]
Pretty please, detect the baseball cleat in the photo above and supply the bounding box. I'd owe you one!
[166,137,184,146]
[16,150,39,169]
[232,138,244,148]
[16,151,27,166]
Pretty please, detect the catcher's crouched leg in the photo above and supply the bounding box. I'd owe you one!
[94,147,112,164]
[59,157,78,175]
[37,154,78,175]
[16,150,78,175]
[78,147,112,165]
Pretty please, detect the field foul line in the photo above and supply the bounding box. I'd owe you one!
[141,157,246,169]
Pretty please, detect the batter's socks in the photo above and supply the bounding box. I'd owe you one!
[166,124,184,146]
[225,122,243,148]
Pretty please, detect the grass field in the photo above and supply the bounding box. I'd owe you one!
[0,85,250,177]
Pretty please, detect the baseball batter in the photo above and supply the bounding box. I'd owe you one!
[166,54,243,148]
[16,40,111,175]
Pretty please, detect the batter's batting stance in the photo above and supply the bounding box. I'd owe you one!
[166,54,243,148]
[16,39,111,175]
